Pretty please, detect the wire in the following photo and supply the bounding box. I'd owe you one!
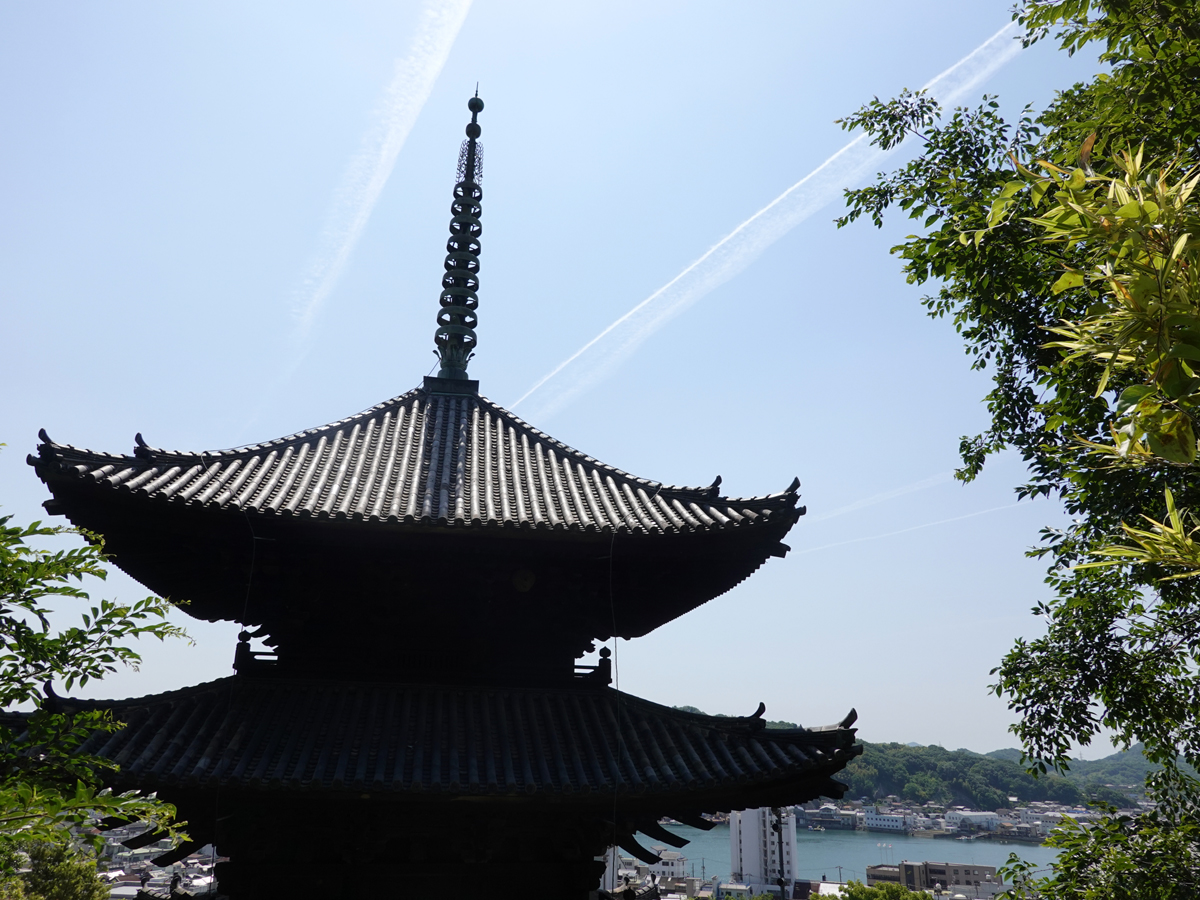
[608,525,622,874]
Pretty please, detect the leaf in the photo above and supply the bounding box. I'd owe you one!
[1079,131,1097,173]
[1116,200,1142,218]
[1146,411,1197,463]
[1052,270,1086,293]
[1116,384,1156,416]
[1067,167,1087,189]
[1167,344,1200,362]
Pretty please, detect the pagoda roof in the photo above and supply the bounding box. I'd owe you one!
[64,676,858,804]
[32,382,803,538]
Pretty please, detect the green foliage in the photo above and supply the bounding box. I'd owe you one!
[0,503,187,849]
[840,881,918,899]
[18,843,107,900]
[837,0,1200,894]
[842,742,1131,810]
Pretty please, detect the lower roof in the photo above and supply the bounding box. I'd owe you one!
[65,677,859,804]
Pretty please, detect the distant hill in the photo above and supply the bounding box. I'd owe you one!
[989,744,1193,792]
[840,742,1126,809]
[841,742,1137,809]
[675,707,1148,807]
[984,748,1025,764]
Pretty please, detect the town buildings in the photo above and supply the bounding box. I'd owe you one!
[867,860,1002,897]
[944,809,1001,833]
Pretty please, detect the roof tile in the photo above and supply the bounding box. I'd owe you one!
[68,678,858,799]
[35,388,802,536]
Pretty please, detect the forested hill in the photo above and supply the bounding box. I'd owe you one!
[843,742,1135,809]
[672,707,1146,807]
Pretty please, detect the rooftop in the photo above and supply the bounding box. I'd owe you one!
[32,383,802,537]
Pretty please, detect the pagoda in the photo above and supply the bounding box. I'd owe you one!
[29,96,860,899]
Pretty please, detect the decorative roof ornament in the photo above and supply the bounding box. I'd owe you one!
[433,93,484,380]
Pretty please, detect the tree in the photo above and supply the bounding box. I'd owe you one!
[839,882,917,899]
[0,498,187,849]
[836,0,1200,895]
[17,842,107,900]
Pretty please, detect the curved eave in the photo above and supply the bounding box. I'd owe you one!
[29,388,805,543]
[55,677,859,803]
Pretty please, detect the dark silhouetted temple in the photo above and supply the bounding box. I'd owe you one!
[30,96,860,899]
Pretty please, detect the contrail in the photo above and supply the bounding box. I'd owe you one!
[290,0,472,352]
[805,472,953,523]
[510,21,1023,419]
[795,502,1024,556]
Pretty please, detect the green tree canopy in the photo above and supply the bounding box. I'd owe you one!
[0,500,187,849]
[14,843,107,900]
[839,881,917,899]
[837,0,1200,895]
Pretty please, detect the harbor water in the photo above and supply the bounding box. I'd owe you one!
[657,825,1061,886]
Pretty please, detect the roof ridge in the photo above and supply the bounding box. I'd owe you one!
[37,388,425,462]
[51,675,857,737]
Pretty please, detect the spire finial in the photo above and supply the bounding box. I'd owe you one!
[433,95,484,380]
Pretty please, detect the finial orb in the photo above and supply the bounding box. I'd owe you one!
[599,646,611,659]
[465,122,481,138]
[238,630,251,642]
[468,96,484,113]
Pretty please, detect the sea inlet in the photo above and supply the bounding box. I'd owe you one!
[653,824,1062,885]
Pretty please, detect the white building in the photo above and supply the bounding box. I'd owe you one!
[648,847,688,880]
[863,809,907,832]
[730,807,797,894]
[945,809,1000,832]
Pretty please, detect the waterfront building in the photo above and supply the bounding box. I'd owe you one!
[803,803,858,830]
[730,807,797,894]
[862,809,908,833]
[28,96,861,899]
[945,809,1001,832]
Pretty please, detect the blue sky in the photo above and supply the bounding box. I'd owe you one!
[1,2,1107,755]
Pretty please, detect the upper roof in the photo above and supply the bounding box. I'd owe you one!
[31,380,803,538]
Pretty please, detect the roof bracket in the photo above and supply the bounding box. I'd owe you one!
[615,831,662,865]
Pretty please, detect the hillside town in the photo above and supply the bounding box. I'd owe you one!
[797,794,1147,842]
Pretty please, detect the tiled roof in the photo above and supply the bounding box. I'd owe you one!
[31,383,803,537]
[72,677,858,800]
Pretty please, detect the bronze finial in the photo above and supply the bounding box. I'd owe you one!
[434,95,484,380]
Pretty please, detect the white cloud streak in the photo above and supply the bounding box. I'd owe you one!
[795,501,1024,556]
[805,471,954,523]
[290,0,472,352]
[510,21,1024,420]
